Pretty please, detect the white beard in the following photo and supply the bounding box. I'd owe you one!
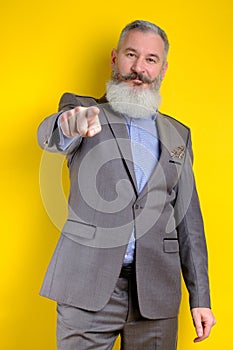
[106,79,161,119]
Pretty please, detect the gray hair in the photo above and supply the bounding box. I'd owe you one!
[117,20,169,61]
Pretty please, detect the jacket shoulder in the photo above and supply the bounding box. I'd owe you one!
[159,111,190,131]
[58,92,99,112]
[158,111,191,140]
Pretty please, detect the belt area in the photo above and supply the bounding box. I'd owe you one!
[119,263,135,278]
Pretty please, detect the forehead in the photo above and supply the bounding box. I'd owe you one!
[119,30,165,56]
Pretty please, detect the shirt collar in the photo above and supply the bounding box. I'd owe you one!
[123,110,158,123]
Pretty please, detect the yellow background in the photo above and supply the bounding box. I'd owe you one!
[1,0,232,349]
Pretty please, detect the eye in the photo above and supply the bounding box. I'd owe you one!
[146,57,157,64]
[126,52,136,58]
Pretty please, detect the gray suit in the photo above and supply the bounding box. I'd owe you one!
[38,93,210,320]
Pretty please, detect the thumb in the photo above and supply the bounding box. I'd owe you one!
[195,321,203,338]
[192,313,203,338]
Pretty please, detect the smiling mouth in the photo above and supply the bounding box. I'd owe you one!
[133,78,143,83]
[123,73,154,85]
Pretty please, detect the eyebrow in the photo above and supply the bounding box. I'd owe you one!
[124,47,161,61]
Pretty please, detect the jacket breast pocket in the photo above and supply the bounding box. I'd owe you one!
[163,239,179,253]
[62,219,96,241]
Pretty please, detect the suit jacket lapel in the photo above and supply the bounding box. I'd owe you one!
[101,103,138,195]
[101,105,186,200]
[157,112,186,153]
[138,112,186,200]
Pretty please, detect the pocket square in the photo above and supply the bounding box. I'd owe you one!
[170,145,185,159]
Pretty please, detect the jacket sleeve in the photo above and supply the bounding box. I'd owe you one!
[175,131,211,309]
[37,93,89,154]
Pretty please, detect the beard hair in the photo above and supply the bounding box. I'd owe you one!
[106,73,162,119]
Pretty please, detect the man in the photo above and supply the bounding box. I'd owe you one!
[38,20,216,350]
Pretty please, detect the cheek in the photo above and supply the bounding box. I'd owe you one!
[149,66,163,80]
[115,58,132,75]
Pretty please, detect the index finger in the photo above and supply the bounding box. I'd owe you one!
[85,106,100,120]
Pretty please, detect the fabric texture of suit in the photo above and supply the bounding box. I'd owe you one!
[37,92,210,320]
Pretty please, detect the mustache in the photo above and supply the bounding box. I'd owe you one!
[113,72,156,85]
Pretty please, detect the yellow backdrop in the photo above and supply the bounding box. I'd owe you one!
[1,0,232,349]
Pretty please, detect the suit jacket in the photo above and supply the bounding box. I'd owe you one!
[37,92,211,319]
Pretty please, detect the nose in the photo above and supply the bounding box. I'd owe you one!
[131,57,145,74]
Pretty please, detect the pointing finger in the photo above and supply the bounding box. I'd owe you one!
[85,106,100,120]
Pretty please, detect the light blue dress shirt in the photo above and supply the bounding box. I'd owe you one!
[122,115,160,264]
[57,114,160,265]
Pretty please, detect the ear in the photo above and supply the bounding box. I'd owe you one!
[111,49,117,67]
[161,61,168,79]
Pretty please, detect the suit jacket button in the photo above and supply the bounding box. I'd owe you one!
[135,204,140,209]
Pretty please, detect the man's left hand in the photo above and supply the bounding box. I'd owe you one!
[191,308,216,343]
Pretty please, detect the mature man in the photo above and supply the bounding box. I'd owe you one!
[38,20,216,350]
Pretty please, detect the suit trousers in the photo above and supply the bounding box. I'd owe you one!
[56,272,178,350]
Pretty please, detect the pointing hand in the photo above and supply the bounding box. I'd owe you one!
[60,106,101,138]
